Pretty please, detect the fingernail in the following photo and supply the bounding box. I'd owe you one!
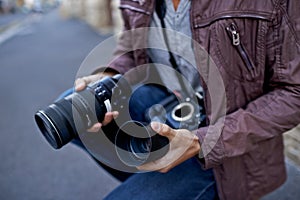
[112,111,119,117]
[151,122,160,132]
[75,82,85,91]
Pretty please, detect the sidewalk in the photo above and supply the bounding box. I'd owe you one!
[0,12,41,45]
[262,159,300,199]
[0,12,27,33]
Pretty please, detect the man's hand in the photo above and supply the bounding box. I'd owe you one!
[74,71,116,91]
[74,71,118,132]
[137,122,201,173]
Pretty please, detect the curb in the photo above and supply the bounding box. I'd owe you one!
[0,14,35,45]
[0,19,21,33]
[0,20,24,45]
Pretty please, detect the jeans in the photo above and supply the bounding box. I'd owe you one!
[105,157,217,200]
[59,84,218,200]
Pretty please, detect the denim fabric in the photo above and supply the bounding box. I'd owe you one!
[59,85,218,199]
[104,157,217,200]
[55,88,74,102]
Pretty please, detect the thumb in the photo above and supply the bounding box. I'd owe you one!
[151,122,176,139]
[75,78,87,91]
[74,74,101,91]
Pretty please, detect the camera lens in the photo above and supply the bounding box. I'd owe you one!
[35,111,60,148]
[35,100,76,149]
[115,121,169,167]
[35,75,122,149]
[129,137,151,161]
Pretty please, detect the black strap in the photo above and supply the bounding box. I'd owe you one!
[155,0,179,73]
[155,0,190,97]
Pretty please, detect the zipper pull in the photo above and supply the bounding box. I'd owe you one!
[226,23,255,72]
[138,0,145,5]
[226,23,240,46]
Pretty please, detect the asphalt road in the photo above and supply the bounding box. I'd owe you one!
[0,9,119,200]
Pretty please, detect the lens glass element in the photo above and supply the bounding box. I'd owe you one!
[129,137,151,161]
[35,111,60,149]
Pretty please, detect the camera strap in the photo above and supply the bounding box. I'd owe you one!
[155,0,191,98]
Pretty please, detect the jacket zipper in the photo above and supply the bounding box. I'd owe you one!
[194,13,270,28]
[226,23,254,71]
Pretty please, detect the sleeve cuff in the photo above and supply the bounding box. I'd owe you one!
[193,124,225,169]
[91,66,120,75]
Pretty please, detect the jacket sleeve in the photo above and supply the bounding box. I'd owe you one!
[195,0,300,169]
[93,9,136,75]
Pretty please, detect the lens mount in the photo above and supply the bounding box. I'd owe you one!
[171,102,195,122]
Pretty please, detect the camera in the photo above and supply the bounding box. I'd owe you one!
[35,75,128,149]
[34,75,205,167]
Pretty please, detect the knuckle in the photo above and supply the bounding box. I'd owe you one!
[82,77,89,84]
[161,124,170,134]
[75,78,82,84]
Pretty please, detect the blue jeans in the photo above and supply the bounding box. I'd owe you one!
[59,85,218,200]
[105,157,217,200]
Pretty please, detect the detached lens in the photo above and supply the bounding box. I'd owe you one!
[114,121,169,167]
[129,137,151,161]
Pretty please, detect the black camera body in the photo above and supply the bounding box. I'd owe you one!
[35,75,205,167]
[145,92,205,131]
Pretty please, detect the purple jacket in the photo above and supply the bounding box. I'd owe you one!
[105,0,300,199]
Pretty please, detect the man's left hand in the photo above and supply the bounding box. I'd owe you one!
[137,122,201,173]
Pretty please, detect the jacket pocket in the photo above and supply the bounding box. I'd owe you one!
[226,22,255,73]
[194,14,270,81]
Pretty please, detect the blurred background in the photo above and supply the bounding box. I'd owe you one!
[0,0,299,199]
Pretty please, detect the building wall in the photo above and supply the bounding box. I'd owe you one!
[60,0,83,19]
[0,0,17,13]
[60,0,122,34]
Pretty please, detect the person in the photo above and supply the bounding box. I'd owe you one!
[0,1,2,13]
[73,0,300,199]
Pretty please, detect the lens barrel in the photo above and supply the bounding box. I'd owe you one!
[35,94,88,149]
[35,101,75,149]
[115,121,169,166]
[35,75,122,149]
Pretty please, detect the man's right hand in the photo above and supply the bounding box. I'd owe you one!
[74,71,118,132]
